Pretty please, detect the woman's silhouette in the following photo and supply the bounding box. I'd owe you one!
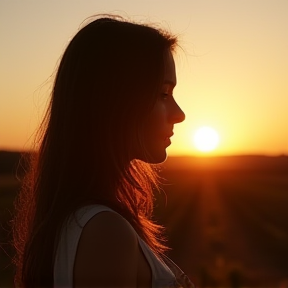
[13,15,194,288]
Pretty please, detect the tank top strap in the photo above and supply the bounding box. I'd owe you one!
[54,204,193,288]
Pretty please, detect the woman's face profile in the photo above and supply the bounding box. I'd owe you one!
[137,50,185,164]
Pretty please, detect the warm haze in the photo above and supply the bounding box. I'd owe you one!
[1,0,287,156]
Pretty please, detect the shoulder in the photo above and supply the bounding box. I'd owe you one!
[78,210,138,252]
[74,211,139,287]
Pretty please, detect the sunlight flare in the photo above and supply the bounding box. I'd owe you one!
[193,126,220,152]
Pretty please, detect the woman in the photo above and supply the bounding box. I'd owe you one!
[13,15,194,287]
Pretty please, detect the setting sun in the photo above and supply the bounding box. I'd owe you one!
[193,126,220,152]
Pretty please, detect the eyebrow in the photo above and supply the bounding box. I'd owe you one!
[163,80,176,87]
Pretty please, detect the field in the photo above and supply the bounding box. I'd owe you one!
[0,174,20,288]
[1,151,288,287]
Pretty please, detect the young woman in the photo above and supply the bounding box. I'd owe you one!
[13,15,194,288]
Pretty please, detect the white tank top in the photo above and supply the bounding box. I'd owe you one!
[53,205,194,288]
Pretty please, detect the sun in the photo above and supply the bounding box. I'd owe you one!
[193,126,220,152]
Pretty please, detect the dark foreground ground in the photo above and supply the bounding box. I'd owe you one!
[1,151,288,287]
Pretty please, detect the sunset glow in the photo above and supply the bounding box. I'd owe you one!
[1,1,288,156]
[193,126,220,152]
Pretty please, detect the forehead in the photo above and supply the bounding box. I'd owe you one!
[163,50,176,86]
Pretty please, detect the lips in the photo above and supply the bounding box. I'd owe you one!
[164,133,173,147]
[165,132,174,140]
[164,137,172,147]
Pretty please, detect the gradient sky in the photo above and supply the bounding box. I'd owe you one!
[1,0,287,156]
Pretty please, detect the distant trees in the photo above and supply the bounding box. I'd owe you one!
[0,151,29,175]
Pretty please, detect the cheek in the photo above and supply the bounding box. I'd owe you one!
[134,103,169,163]
[142,104,165,138]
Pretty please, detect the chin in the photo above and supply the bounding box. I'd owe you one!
[142,150,168,164]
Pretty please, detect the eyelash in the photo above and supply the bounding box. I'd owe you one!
[161,92,173,100]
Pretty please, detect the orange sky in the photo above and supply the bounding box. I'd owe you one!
[1,0,287,156]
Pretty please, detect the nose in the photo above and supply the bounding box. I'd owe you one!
[171,101,185,124]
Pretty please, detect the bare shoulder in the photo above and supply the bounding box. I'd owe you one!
[74,211,139,287]
[79,211,137,245]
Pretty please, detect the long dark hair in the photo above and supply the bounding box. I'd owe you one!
[13,15,177,287]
